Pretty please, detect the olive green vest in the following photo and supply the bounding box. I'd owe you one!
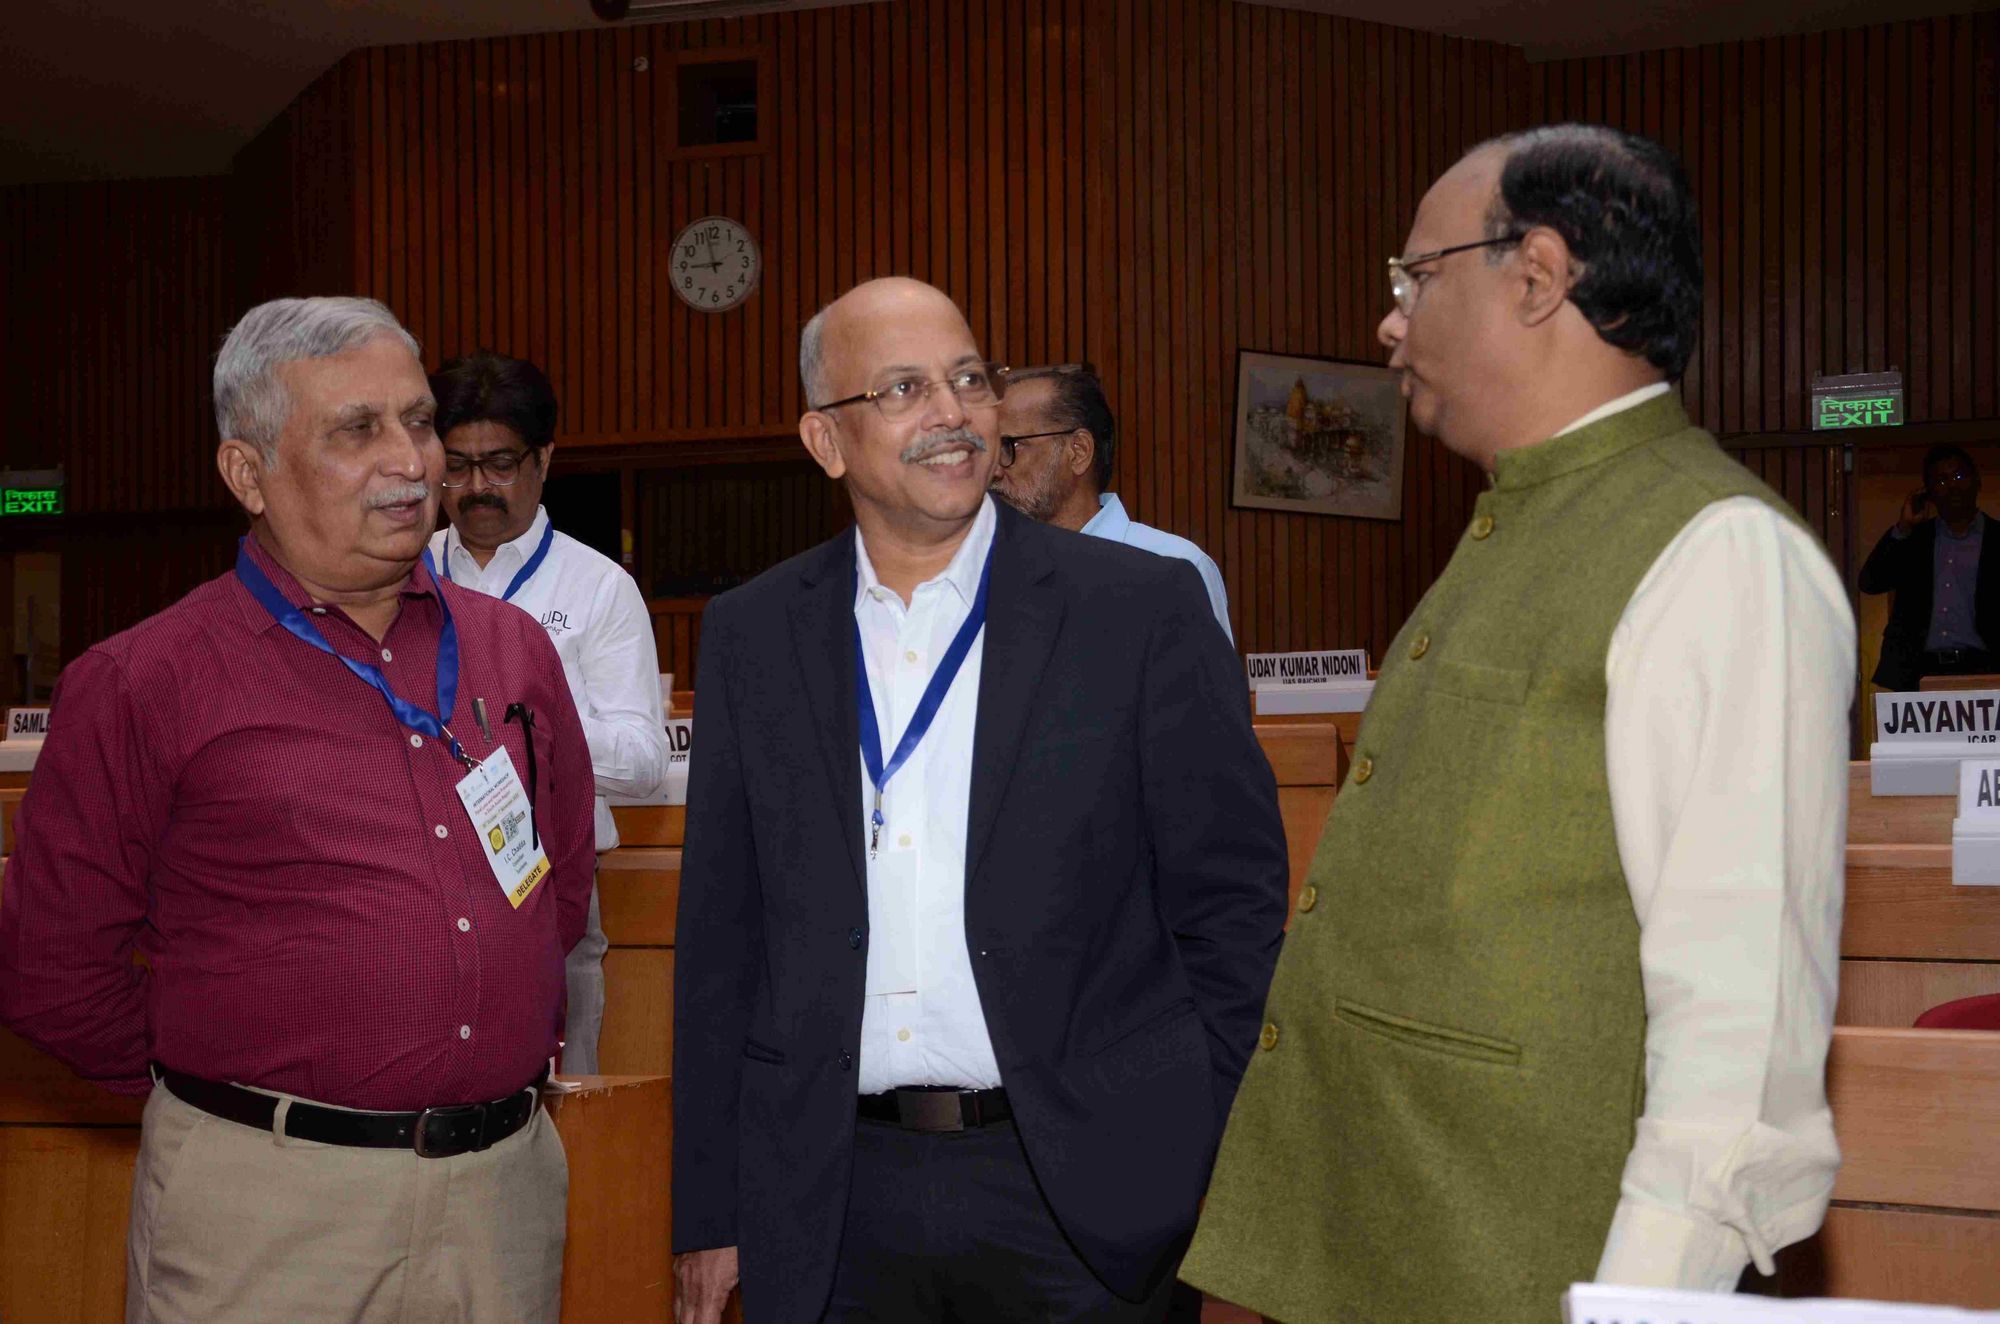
[1182,395,1800,1324]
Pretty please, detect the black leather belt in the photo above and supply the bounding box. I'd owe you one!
[1927,648,1990,667]
[857,1086,1011,1132]
[154,1064,544,1159]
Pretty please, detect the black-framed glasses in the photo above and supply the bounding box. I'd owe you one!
[442,449,533,488]
[811,362,1009,420]
[1387,234,1524,316]
[998,429,1075,469]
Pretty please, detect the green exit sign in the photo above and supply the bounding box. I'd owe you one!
[1811,371,1904,430]
[0,469,64,516]
[2,487,62,516]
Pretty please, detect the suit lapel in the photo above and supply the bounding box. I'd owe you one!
[788,535,867,898]
[965,505,1064,885]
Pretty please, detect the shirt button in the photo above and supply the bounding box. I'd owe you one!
[409,734,424,749]
[903,650,919,665]
[1470,514,1495,540]
[309,606,328,616]
[456,917,471,932]
[898,833,912,849]
[1352,756,1374,785]
[459,1025,471,1040]
[1259,1022,1280,1051]
[1408,634,1430,661]
[848,927,864,950]
[434,824,449,839]
[897,1028,912,1042]
[839,1051,853,1071]
[1297,885,1319,913]
[380,648,393,662]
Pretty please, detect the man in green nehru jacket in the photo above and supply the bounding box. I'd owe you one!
[1182,124,1854,1322]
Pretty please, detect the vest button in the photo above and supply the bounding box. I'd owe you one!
[848,927,864,950]
[1408,634,1430,660]
[1470,514,1495,540]
[1297,884,1318,913]
[1259,1022,1280,1051]
[1353,756,1374,785]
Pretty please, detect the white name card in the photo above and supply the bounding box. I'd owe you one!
[663,717,693,806]
[1564,1283,1999,1323]
[4,707,49,741]
[1870,689,2000,795]
[1951,758,2000,886]
[1245,650,1368,689]
[1875,689,2000,744]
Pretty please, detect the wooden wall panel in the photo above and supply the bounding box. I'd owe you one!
[5,4,1999,673]
[0,178,231,513]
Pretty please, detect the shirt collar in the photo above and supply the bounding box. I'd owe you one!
[1939,512,1985,543]
[1080,492,1129,538]
[1552,381,1673,438]
[234,531,441,634]
[854,495,998,612]
[449,505,550,580]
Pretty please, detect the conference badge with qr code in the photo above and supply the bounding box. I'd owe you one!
[453,746,550,908]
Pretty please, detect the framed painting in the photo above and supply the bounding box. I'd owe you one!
[1230,350,1406,520]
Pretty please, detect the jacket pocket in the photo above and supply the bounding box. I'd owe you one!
[742,1037,788,1066]
[1079,996,1197,1058]
[1333,998,1521,1067]
[1427,658,1531,707]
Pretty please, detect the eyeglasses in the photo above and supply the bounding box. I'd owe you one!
[998,429,1074,469]
[442,449,533,488]
[812,363,1009,420]
[1387,234,1524,316]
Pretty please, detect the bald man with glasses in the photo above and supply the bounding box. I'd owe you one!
[670,278,1287,1324]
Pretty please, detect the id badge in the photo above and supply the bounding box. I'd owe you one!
[453,746,551,909]
[863,848,919,997]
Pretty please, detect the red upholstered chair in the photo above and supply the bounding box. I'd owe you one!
[1913,993,2000,1030]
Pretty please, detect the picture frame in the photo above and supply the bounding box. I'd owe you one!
[1230,350,1407,521]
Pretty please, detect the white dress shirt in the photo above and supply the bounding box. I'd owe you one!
[1563,385,1854,1288]
[852,497,1002,1094]
[1080,493,1234,642]
[431,506,670,851]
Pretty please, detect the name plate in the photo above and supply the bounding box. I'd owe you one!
[1876,690,2000,743]
[1870,690,2000,795]
[1245,650,1368,688]
[4,707,49,741]
[1565,1283,1994,1323]
[1951,758,2000,886]
[663,718,692,806]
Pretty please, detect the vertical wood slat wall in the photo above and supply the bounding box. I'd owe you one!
[0,2,1995,670]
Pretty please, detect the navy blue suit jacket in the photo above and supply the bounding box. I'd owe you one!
[671,500,1289,1322]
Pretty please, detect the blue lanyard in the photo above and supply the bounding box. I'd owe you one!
[234,538,470,765]
[442,520,555,603]
[853,542,993,860]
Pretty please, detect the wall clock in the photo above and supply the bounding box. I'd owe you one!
[670,215,760,312]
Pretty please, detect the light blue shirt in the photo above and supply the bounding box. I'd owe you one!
[1079,493,1233,642]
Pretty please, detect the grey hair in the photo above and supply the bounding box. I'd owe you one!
[214,297,421,460]
[799,301,834,407]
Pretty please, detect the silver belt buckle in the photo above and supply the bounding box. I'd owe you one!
[414,1102,489,1157]
[894,1090,965,1132]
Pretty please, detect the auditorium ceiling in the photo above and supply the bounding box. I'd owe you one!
[0,0,1992,185]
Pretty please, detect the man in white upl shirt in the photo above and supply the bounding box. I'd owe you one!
[429,350,670,1074]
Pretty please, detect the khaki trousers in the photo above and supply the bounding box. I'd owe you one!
[125,1078,568,1324]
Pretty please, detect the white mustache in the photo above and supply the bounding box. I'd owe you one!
[367,482,431,509]
[901,428,988,464]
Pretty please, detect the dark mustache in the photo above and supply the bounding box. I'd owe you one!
[460,494,508,511]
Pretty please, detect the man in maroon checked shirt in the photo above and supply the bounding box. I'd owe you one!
[0,297,596,1323]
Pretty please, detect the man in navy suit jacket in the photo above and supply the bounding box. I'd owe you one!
[671,277,1289,1323]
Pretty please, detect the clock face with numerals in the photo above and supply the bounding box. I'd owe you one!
[671,215,760,312]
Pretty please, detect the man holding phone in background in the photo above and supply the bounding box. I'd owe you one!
[1860,444,2000,691]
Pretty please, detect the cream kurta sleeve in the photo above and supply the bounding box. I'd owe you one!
[1596,495,1855,1290]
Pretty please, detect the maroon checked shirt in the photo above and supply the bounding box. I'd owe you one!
[0,536,595,1110]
